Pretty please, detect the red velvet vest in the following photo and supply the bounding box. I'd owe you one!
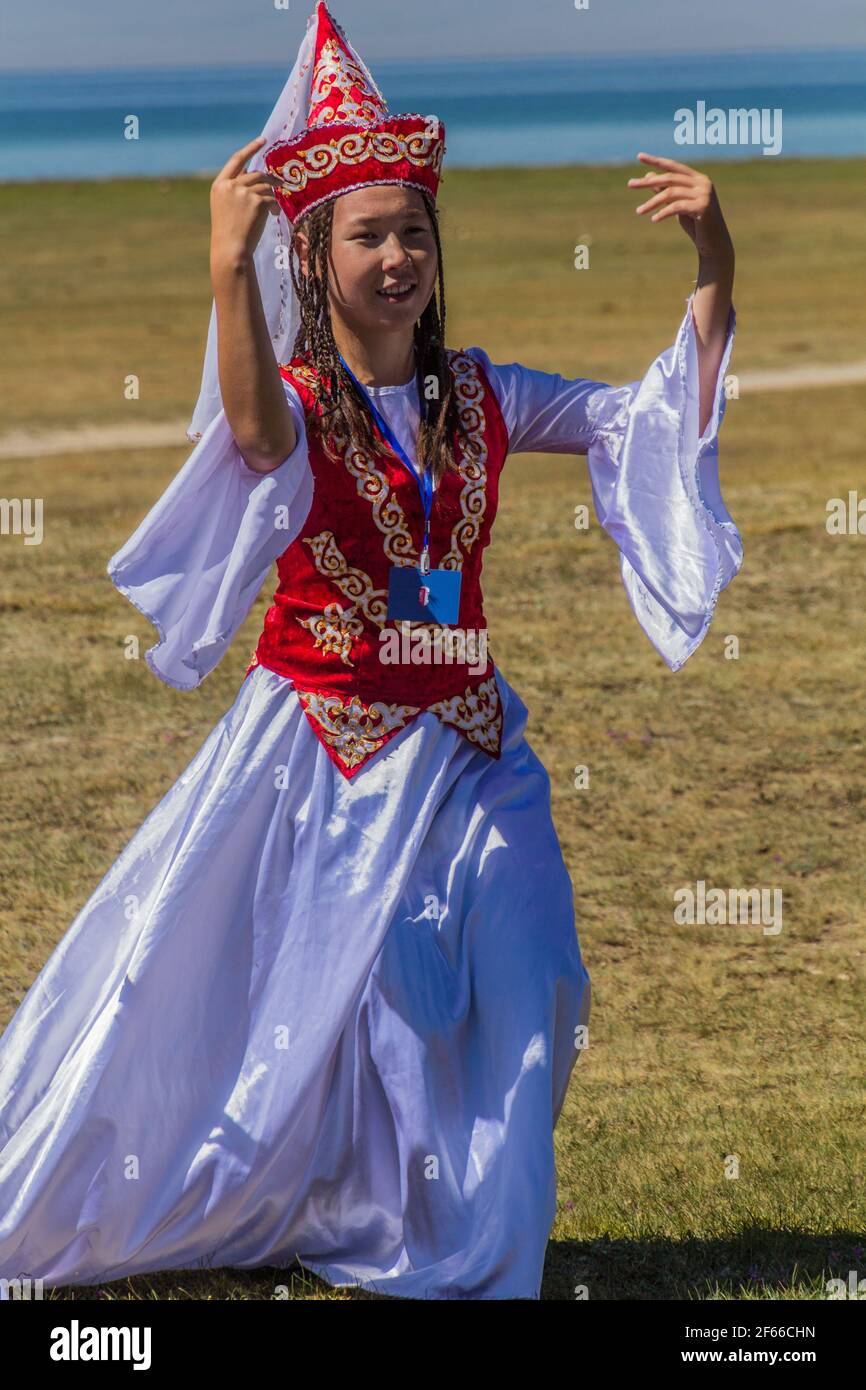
[246,349,509,779]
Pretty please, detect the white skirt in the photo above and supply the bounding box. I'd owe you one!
[0,661,590,1301]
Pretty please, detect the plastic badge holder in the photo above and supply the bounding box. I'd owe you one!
[387,565,462,623]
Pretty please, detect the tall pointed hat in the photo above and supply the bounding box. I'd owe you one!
[264,1,445,225]
[188,1,444,441]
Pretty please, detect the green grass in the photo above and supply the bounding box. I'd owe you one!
[1,159,865,1300]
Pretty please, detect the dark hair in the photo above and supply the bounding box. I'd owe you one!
[288,187,472,487]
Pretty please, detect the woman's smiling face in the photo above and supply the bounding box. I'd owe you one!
[299,184,439,339]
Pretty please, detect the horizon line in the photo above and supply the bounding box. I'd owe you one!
[1,42,864,78]
[1,152,859,189]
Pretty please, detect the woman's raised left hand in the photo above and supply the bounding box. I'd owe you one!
[628,152,734,262]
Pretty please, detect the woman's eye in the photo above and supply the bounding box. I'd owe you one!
[350,227,427,242]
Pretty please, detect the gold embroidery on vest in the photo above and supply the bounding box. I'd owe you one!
[285,353,492,576]
[281,362,319,392]
[296,600,364,666]
[272,360,504,767]
[427,674,502,753]
[332,352,489,572]
[296,689,421,771]
[302,531,389,626]
[438,351,490,570]
[285,358,498,749]
[339,427,416,563]
[302,534,448,649]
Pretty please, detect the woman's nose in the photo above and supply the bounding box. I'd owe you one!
[381,233,413,272]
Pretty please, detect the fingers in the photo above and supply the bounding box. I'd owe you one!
[234,170,284,189]
[633,183,696,212]
[641,191,702,219]
[631,178,695,209]
[216,135,268,181]
[635,150,697,175]
[246,189,280,208]
[628,172,695,187]
[634,189,676,215]
[628,162,711,219]
[628,177,704,206]
[649,202,697,223]
[211,174,281,211]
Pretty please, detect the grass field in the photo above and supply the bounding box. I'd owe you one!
[1,158,864,1300]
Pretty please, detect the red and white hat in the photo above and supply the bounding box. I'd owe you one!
[189,2,445,442]
[264,1,445,225]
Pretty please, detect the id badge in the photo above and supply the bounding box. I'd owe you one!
[387,565,462,624]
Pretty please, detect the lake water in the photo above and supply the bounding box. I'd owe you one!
[1,48,863,181]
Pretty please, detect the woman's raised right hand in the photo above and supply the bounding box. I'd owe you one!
[209,135,282,268]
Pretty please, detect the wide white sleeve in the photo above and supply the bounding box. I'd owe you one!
[107,382,313,691]
[467,290,742,671]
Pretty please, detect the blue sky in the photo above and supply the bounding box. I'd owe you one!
[2,0,865,70]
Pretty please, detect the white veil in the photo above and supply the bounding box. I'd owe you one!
[186,14,317,443]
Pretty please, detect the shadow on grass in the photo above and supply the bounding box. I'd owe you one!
[542,1228,866,1300]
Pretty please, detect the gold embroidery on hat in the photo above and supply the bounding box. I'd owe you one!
[309,38,386,127]
[273,128,443,197]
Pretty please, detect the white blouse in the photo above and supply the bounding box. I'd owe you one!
[107,290,741,690]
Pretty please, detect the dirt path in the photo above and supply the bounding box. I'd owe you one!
[1,359,864,460]
[0,421,194,461]
[736,360,866,391]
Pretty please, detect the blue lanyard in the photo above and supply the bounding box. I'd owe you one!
[339,353,433,570]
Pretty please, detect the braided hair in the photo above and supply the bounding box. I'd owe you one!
[288,188,473,488]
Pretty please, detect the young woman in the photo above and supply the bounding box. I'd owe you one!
[0,3,741,1301]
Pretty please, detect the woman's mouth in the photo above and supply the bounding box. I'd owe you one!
[377,282,417,302]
